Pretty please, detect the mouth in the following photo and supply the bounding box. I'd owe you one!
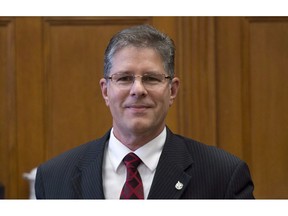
[125,104,152,112]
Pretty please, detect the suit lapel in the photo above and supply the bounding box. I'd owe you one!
[69,128,193,199]
[148,128,194,199]
[71,131,110,199]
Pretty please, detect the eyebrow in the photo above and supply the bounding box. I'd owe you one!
[111,70,133,74]
[112,70,162,75]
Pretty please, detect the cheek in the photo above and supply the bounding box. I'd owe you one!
[155,92,171,110]
[107,90,125,108]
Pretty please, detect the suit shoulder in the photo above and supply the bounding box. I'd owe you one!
[39,130,111,170]
[38,138,103,171]
[175,134,243,166]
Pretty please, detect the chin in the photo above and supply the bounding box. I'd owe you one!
[129,122,163,134]
[127,122,152,133]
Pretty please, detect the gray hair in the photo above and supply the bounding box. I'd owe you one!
[104,24,175,78]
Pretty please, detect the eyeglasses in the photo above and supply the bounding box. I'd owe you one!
[105,72,172,89]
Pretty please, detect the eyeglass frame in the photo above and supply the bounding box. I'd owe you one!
[105,72,172,89]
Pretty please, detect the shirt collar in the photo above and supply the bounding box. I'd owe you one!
[107,127,166,172]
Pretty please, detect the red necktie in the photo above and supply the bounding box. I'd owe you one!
[120,153,144,199]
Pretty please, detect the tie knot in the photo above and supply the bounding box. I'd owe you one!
[123,153,142,168]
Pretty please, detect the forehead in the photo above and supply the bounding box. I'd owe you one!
[113,46,161,59]
[110,46,164,72]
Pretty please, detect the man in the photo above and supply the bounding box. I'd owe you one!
[35,24,254,199]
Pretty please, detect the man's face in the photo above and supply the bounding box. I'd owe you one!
[100,46,179,139]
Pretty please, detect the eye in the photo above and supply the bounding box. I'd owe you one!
[143,74,162,83]
[115,74,134,83]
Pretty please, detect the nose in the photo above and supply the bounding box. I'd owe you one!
[129,76,148,97]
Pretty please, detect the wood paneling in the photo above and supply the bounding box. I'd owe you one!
[0,18,17,198]
[176,17,217,146]
[14,17,45,198]
[216,17,288,198]
[246,17,288,198]
[215,17,245,158]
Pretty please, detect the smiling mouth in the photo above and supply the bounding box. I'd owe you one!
[128,106,149,110]
[126,105,151,113]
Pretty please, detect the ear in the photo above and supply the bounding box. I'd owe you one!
[169,77,180,106]
[99,78,110,106]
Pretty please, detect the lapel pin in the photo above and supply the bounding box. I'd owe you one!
[175,181,183,190]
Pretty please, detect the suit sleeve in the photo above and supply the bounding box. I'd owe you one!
[224,161,254,199]
[35,166,45,199]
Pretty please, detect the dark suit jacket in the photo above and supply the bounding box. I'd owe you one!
[35,128,254,199]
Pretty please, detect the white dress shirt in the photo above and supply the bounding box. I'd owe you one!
[102,127,166,199]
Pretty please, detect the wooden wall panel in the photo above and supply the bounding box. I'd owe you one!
[215,17,244,157]
[246,18,288,198]
[0,18,17,198]
[216,17,288,198]
[14,17,45,198]
[176,17,217,146]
